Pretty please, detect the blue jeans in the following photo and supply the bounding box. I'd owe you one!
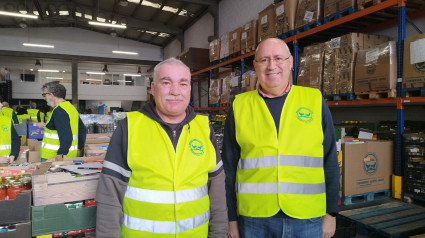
[239,215,322,238]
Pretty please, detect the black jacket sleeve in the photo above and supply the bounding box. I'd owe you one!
[10,123,20,158]
[78,117,87,150]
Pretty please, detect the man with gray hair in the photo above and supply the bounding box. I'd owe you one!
[40,81,86,161]
[96,58,228,237]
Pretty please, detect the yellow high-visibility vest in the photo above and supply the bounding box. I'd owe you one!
[121,111,216,237]
[233,85,325,219]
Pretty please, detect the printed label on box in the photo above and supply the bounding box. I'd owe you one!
[241,32,247,40]
[410,38,425,64]
[304,11,314,21]
[366,48,380,64]
[261,15,268,24]
[276,5,284,15]
[330,37,341,49]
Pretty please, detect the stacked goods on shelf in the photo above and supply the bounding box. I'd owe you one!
[403,133,425,202]
[341,139,394,205]
[240,20,257,54]
[354,41,397,93]
[209,78,222,105]
[80,114,117,134]
[84,133,111,157]
[229,27,242,57]
[229,72,241,103]
[241,70,258,92]
[258,4,276,43]
[323,40,338,94]
[403,33,425,88]
[275,0,298,35]
[178,47,210,72]
[294,0,322,30]
[209,38,221,63]
[297,43,325,90]
[219,33,229,60]
[210,114,226,153]
[324,0,356,20]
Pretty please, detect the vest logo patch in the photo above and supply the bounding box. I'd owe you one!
[1,125,9,132]
[363,152,378,175]
[296,107,313,123]
[189,139,204,156]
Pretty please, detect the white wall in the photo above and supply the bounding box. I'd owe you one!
[184,13,214,50]
[0,27,162,61]
[164,38,182,59]
[218,0,272,36]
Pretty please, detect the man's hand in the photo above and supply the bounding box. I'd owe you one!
[0,156,12,163]
[228,221,240,238]
[322,213,336,238]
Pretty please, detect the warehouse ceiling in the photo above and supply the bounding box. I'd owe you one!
[0,0,217,48]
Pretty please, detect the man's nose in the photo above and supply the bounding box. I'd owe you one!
[170,83,179,94]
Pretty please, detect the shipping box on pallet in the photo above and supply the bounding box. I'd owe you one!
[31,162,100,206]
[403,33,425,88]
[177,47,210,72]
[229,27,242,55]
[354,41,397,92]
[258,4,276,43]
[275,0,298,35]
[342,140,393,197]
[241,20,257,54]
[32,204,96,236]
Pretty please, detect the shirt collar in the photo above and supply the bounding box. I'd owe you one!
[257,81,291,98]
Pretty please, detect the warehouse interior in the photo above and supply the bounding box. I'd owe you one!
[1,0,425,237]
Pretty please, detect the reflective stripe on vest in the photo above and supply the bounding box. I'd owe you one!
[233,86,325,219]
[123,210,210,234]
[125,184,208,204]
[44,132,78,140]
[0,145,12,150]
[42,142,78,151]
[102,160,131,178]
[122,112,216,237]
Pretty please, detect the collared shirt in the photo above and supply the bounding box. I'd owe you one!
[257,81,291,98]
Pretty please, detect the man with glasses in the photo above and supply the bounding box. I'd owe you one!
[40,82,86,161]
[222,38,340,238]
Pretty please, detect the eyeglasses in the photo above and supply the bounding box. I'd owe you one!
[255,55,291,65]
[41,93,50,97]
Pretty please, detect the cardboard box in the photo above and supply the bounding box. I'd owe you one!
[31,163,100,206]
[16,146,30,163]
[354,41,397,92]
[275,0,298,34]
[403,33,425,88]
[258,4,276,43]
[219,33,229,59]
[324,0,356,17]
[32,204,96,236]
[209,38,220,62]
[0,190,31,224]
[27,139,42,151]
[342,140,394,197]
[229,27,242,55]
[85,133,112,144]
[241,20,257,54]
[295,0,323,29]
[28,150,41,163]
[177,47,210,72]
[84,143,108,157]
[0,221,31,238]
[28,123,44,140]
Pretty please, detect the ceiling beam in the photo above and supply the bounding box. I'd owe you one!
[173,0,217,6]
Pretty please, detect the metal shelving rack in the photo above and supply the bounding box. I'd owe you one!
[191,0,425,175]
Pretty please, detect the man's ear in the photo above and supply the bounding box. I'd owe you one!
[151,82,155,96]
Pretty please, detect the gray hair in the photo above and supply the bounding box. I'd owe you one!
[42,81,66,99]
[255,38,292,60]
[153,57,191,83]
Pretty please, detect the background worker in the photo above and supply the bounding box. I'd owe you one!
[1,100,19,124]
[40,82,86,161]
[95,58,228,237]
[223,38,340,238]
[15,105,30,123]
[0,102,20,163]
[27,102,39,122]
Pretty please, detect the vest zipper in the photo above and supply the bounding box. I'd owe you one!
[172,129,178,235]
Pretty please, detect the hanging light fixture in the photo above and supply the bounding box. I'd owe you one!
[102,64,109,73]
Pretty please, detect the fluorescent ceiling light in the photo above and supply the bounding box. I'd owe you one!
[0,11,38,19]
[86,72,105,75]
[46,77,64,80]
[163,6,178,13]
[89,21,126,29]
[118,80,133,83]
[112,50,138,55]
[86,79,103,81]
[23,43,54,48]
[123,74,141,77]
[142,0,161,8]
[38,69,59,72]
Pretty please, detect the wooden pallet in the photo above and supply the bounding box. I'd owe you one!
[339,200,425,238]
[324,6,357,23]
[342,190,390,206]
[355,89,397,99]
[324,93,355,101]
[358,0,388,10]
[294,20,322,34]
[402,87,425,97]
